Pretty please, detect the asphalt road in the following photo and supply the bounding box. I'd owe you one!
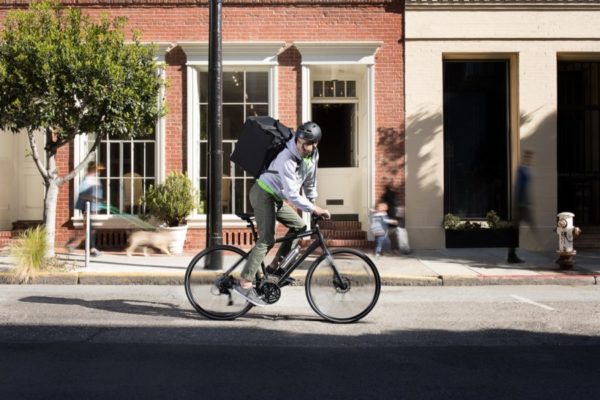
[1,285,599,399]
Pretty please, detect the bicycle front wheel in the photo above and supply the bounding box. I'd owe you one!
[305,248,381,323]
[184,245,253,320]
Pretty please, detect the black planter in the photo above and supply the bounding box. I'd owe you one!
[445,229,519,248]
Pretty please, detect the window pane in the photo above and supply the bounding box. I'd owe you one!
[313,81,324,98]
[346,81,356,97]
[133,142,145,176]
[200,105,208,140]
[335,81,345,97]
[246,104,268,119]
[98,179,108,215]
[234,179,245,213]
[245,178,255,213]
[222,178,232,214]
[109,179,121,213]
[246,72,268,103]
[324,80,334,97]
[223,71,244,103]
[199,178,207,214]
[109,143,120,178]
[145,143,155,177]
[123,142,132,175]
[200,142,208,178]
[223,105,244,140]
[223,142,232,176]
[199,71,209,103]
[124,177,143,214]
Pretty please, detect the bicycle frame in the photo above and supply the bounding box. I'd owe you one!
[237,214,346,288]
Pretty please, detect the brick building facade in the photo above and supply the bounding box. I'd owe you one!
[0,0,405,251]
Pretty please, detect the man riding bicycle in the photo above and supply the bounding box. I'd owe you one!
[234,121,331,306]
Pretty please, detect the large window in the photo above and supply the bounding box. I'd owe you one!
[198,68,269,214]
[443,60,511,219]
[89,131,156,215]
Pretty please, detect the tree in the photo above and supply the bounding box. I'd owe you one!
[0,1,165,257]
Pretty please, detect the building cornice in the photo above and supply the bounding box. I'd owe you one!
[407,0,600,11]
[0,0,398,8]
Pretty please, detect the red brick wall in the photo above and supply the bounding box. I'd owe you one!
[1,1,404,251]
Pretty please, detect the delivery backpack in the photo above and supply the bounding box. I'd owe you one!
[231,116,294,178]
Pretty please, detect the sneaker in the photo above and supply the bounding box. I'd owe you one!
[90,248,102,257]
[233,284,267,307]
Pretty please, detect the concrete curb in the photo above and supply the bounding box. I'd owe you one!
[1,271,597,286]
[442,274,598,286]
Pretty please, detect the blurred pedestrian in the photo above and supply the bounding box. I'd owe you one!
[381,183,411,254]
[507,150,534,263]
[370,202,397,258]
[66,162,105,256]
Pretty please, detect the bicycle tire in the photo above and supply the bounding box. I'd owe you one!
[184,245,253,320]
[305,248,381,323]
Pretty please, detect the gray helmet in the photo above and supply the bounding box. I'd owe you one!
[295,121,322,143]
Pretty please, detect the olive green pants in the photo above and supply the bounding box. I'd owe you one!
[241,183,307,281]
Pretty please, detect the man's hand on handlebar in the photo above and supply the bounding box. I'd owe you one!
[313,206,331,220]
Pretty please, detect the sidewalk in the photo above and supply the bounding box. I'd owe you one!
[0,247,598,285]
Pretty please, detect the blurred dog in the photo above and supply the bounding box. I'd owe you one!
[126,230,172,256]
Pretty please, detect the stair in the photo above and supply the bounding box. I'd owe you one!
[314,219,371,249]
[0,231,13,250]
[574,226,600,249]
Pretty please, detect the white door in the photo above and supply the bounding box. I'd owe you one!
[312,101,361,216]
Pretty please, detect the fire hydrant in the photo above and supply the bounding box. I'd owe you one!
[555,212,581,269]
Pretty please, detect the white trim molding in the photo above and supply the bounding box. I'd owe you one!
[294,41,382,65]
[178,41,285,65]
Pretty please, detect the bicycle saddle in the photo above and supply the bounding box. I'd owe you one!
[235,213,255,223]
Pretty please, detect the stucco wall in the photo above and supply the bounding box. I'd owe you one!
[405,9,600,250]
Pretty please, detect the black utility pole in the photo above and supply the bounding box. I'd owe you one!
[206,0,223,267]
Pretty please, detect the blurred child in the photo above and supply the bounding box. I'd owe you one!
[370,202,397,258]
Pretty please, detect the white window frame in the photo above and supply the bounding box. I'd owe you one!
[72,43,170,228]
[180,41,284,228]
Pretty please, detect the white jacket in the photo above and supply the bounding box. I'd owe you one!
[258,139,318,213]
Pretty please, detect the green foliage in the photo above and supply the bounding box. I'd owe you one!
[444,211,513,230]
[141,172,198,227]
[9,225,48,283]
[443,213,461,230]
[0,0,164,139]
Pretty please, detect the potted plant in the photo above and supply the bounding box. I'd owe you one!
[141,172,198,254]
[443,210,518,248]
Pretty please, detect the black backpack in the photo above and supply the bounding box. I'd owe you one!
[231,116,294,178]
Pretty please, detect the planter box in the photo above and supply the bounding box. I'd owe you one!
[445,229,519,248]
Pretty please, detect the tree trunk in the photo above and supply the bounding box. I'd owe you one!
[43,179,60,258]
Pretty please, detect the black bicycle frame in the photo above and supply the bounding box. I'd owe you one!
[233,215,346,287]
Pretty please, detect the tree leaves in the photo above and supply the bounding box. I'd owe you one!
[0,1,165,143]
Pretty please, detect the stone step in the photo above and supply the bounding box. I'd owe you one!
[321,229,366,240]
[319,220,362,230]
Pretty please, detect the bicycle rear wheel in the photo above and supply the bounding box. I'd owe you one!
[305,248,381,323]
[184,245,253,320]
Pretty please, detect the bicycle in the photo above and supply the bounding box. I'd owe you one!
[184,213,381,323]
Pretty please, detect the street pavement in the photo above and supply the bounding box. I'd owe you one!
[0,246,598,285]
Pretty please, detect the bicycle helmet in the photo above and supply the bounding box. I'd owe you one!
[295,121,322,143]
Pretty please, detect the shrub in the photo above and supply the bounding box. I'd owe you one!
[141,172,198,227]
[443,213,461,230]
[10,226,48,283]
